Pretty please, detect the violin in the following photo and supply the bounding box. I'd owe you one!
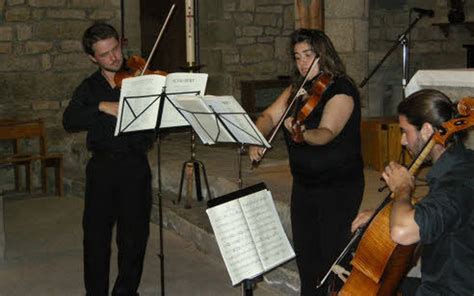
[252,57,322,168]
[318,97,474,295]
[114,4,175,88]
[114,55,167,87]
[291,72,333,143]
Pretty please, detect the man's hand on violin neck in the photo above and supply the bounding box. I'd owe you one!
[99,101,119,117]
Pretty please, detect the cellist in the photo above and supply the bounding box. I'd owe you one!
[352,89,474,295]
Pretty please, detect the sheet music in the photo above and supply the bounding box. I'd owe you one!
[202,96,271,148]
[206,187,295,286]
[115,73,208,135]
[240,190,295,270]
[114,74,165,135]
[207,200,263,285]
[171,95,234,144]
[161,72,208,128]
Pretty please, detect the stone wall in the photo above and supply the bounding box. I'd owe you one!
[0,0,368,195]
[199,0,369,112]
[367,0,474,116]
[0,0,140,193]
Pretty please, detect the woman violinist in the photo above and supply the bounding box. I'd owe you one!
[249,29,364,296]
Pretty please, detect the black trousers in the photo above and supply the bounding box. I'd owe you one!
[83,152,152,296]
[291,178,363,296]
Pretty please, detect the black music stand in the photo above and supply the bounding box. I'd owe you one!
[116,75,207,296]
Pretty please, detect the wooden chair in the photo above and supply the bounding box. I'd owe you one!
[0,119,63,196]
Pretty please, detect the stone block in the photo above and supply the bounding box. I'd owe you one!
[265,27,280,36]
[340,52,367,87]
[199,0,223,20]
[354,19,369,52]
[8,0,24,5]
[36,20,90,40]
[241,43,273,63]
[41,53,51,70]
[411,41,444,54]
[5,7,31,22]
[235,37,255,45]
[223,53,239,64]
[256,5,283,13]
[233,12,253,24]
[325,19,354,53]
[275,36,289,60]
[0,195,4,261]
[88,9,115,20]
[242,25,263,37]
[326,0,366,18]
[257,36,273,43]
[223,0,236,11]
[206,20,236,44]
[257,0,292,5]
[0,26,12,41]
[283,6,293,29]
[239,0,254,12]
[32,100,60,110]
[28,0,66,7]
[32,8,44,20]
[383,11,409,27]
[0,42,12,53]
[53,53,91,71]
[0,0,4,11]
[200,49,223,72]
[60,40,82,52]
[16,24,32,40]
[254,13,277,26]
[46,9,85,19]
[70,0,105,8]
[0,55,40,71]
[25,41,53,54]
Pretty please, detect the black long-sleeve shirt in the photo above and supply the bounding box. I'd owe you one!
[63,70,154,153]
[414,142,474,296]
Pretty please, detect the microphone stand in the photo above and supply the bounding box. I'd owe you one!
[359,12,427,94]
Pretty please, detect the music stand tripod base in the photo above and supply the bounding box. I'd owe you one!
[175,130,211,208]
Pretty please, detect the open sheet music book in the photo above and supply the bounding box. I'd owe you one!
[170,95,270,148]
[114,72,208,136]
[206,183,295,286]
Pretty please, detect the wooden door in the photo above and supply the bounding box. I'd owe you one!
[140,0,186,72]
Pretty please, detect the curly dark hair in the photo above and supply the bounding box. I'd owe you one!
[289,28,346,77]
[82,22,119,56]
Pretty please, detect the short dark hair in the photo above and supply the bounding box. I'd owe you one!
[398,89,466,142]
[82,22,119,56]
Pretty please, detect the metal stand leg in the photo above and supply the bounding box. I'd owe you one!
[175,130,211,208]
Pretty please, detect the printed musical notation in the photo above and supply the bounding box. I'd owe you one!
[206,187,295,286]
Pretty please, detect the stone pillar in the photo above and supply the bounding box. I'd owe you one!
[325,0,369,116]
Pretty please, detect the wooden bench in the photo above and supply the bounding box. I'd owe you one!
[0,119,63,196]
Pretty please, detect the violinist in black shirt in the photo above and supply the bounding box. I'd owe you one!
[249,29,364,296]
[63,23,154,296]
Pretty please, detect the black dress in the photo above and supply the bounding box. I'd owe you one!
[284,76,364,296]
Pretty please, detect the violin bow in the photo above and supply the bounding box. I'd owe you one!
[141,4,176,76]
[252,56,320,168]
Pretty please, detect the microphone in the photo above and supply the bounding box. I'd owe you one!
[412,7,434,17]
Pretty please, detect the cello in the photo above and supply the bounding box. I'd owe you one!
[319,97,474,295]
